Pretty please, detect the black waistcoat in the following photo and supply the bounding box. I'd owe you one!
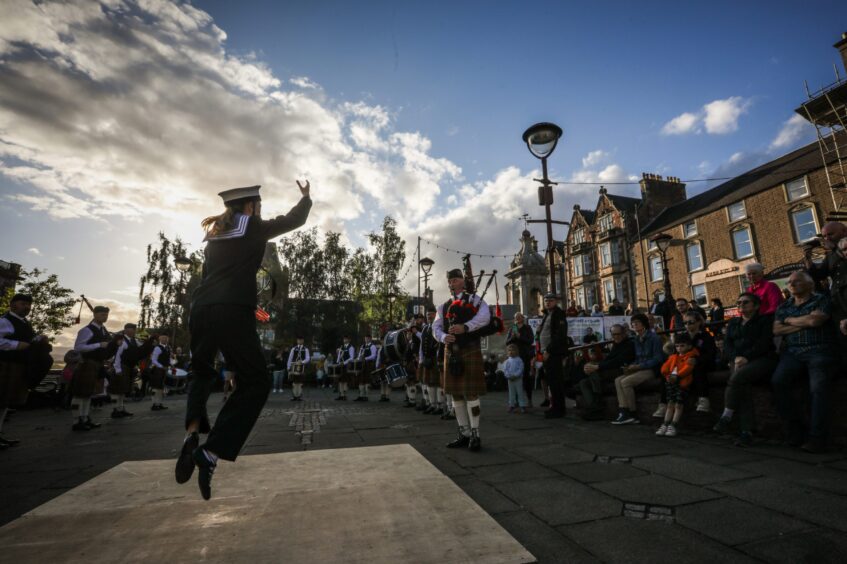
[0,313,35,364]
[82,323,110,361]
[156,345,171,368]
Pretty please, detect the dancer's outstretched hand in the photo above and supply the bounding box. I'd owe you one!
[296,179,310,197]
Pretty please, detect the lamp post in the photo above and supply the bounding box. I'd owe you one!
[419,257,434,309]
[650,233,674,327]
[173,256,192,344]
[387,291,397,324]
[522,122,563,295]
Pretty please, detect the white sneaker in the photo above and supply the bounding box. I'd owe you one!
[272,389,279,393]
[652,404,667,418]
[655,424,668,436]
[696,397,711,413]
[665,424,677,437]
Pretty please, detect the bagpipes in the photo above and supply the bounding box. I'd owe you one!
[460,255,504,338]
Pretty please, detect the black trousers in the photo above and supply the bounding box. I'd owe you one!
[544,354,566,414]
[186,304,270,461]
[520,354,533,402]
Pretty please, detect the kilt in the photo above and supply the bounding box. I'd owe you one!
[338,365,352,385]
[0,360,28,408]
[418,361,441,387]
[71,358,101,398]
[442,343,486,398]
[110,364,135,395]
[149,366,166,389]
[358,360,373,386]
[289,362,306,385]
[404,359,418,385]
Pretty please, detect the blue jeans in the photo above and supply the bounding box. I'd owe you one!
[771,349,834,439]
[507,378,528,408]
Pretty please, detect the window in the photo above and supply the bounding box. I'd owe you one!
[582,253,594,275]
[692,283,707,306]
[576,287,586,309]
[615,276,629,304]
[785,177,809,202]
[612,239,624,265]
[600,242,612,268]
[573,255,583,277]
[598,213,614,232]
[686,242,703,271]
[603,278,615,303]
[649,255,663,281]
[585,284,597,308]
[647,238,657,251]
[728,201,747,222]
[732,226,754,258]
[791,206,818,243]
[573,229,585,244]
[683,221,697,238]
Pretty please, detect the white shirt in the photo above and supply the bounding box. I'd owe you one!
[151,344,174,369]
[113,336,140,373]
[74,322,107,353]
[432,293,490,344]
[0,312,28,351]
[287,345,311,370]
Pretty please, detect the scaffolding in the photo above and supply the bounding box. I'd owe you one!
[796,33,847,220]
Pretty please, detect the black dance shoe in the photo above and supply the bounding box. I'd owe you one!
[85,417,101,428]
[176,432,199,484]
[192,447,217,501]
[468,430,481,452]
[0,435,20,447]
[446,433,470,449]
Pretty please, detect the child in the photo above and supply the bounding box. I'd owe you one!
[503,345,528,413]
[656,333,699,437]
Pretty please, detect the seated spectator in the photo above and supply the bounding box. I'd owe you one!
[582,326,599,344]
[656,333,699,437]
[669,298,689,331]
[708,298,725,324]
[608,299,625,315]
[745,262,783,319]
[712,292,777,447]
[578,324,635,420]
[612,313,664,425]
[566,305,578,317]
[683,311,716,413]
[772,271,837,453]
[590,304,604,317]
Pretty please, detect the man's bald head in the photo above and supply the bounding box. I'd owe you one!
[821,222,847,250]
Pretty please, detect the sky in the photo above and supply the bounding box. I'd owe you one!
[2,0,847,350]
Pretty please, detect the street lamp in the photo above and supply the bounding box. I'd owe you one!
[387,291,397,324]
[522,122,563,295]
[419,257,434,308]
[172,256,193,344]
[650,233,674,326]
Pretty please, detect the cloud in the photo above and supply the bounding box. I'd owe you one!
[0,0,461,231]
[27,247,41,255]
[769,114,814,152]
[661,97,750,136]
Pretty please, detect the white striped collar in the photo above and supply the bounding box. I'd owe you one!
[205,213,250,241]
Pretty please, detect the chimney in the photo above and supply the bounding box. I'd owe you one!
[836,32,847,74]
[638,173,686,225]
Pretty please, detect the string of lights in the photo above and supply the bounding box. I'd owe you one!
[420,236,515,260]
[397,245,419,283]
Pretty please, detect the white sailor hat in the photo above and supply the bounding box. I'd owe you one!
[218,185,262,204]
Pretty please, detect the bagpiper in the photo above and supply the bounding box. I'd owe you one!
[355,334,378,401]
[335,335,355,400]
[72,305,115,431]
[287,336,310,402]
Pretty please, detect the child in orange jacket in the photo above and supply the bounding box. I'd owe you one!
[656,333,699,437]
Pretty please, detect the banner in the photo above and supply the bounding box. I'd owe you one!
[567,317,604,343]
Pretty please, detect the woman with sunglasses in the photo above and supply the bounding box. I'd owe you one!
[712,292,777,446]
[681,311,717,413]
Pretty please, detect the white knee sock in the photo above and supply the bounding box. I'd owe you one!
[114,395,124,409]
[75,398,85,419]
[82,398,91,417]
[435,387,443,407]
[467,399,481,430]
[453,400,470,435]
[409,386,416,399]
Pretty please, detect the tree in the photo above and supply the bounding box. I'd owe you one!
[138,232,188,335]
[322,231,349,301]
[277,227,326,299]
[367,216,408,324]
[0,269,76,340]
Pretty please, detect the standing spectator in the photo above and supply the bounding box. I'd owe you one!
[608,299,625,315]
[689,300,706,319]
[506,313,535,406]
[744,263,783,318]
[656,333,699,437]
[590,304,604,317]
[579,324,635,420]
[805,233,847,371]
[713,292,777,447]
[682,311,716,413]
[582,326,599,345]
[271,346,286,393]
[538,293,569,418]
[708,298,725,324]
[611,313,664,425]
[503,345,527,413]
[669,298,689,331]
[772,271,837,453]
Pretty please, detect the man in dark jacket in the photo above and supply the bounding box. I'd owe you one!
[505,312,535,404]
[578,324,635,419]
[537,293,568,418]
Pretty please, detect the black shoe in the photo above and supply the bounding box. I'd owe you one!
[0,442,7,450]
[544,410,564,419]
[290,396,299,402]
[540,399,550,408]
[404,400,415,407]
[801,437,826,454]
[111,408,124,419]
[121,409,133,417]
[72,419,90,432]
[85,417,101,429]
[0,435,20,447]
[415,403,425,411]
[151,404,160,411]
[713,416,732,434]
[423,406,434,414]
[192,448,216,501]
[441,412,456,420]
[432,407,444,416]
[379,396,389,402]
[176,432,199,484]
[335,395,344,401]
[362,396,369,401]
[354,396,364,402]
[446,433,471,448]
[158,404,168,410]
[468,430,481,452]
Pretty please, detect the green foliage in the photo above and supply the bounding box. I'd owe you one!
[138,232,189,341]
[1,269,76,339]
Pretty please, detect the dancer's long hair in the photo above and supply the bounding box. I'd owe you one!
[201,200,251,237]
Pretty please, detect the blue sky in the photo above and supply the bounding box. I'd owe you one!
[1,0,846,347]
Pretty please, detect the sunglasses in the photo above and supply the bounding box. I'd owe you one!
[736,300,752,305]
[683,321,698,325]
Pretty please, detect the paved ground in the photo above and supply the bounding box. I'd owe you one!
[2,388,847,563]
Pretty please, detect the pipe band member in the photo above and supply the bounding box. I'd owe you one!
[0,294,43,447]
[177,181,311,500]
[111,323,141,418]
[287,336,310,401]
[72,305,114,431]
[335,335,355,400]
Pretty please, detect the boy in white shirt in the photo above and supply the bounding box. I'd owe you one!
[503,345,527,413]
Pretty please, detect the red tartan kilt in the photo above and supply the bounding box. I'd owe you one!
[442,344,486,397]
[418,362,441,387]
[109,365,134,395]
[71,359,100,398]
[149,367,166,389]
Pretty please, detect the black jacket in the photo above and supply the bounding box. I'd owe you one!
[597,338,636,371]
[538,306,568,356]
[505,323,534,359]
[723,313,775,363]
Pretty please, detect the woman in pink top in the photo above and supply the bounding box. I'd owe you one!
[744,263,783,316]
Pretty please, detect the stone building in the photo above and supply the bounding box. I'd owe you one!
[0,260,22,297]
[504,230,548,316]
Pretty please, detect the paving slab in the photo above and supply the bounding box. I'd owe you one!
[710,476,847,532]
[734,457,847,495]
[562,517,757,563]
[675,498,810,546]
[496,511,600,564]
[0,445,533,564]
[592,474,723,506]
[471,461,560,484]
[567,439,672,459]
[508,444,596,466]
[450,476,522,514]
[443,445,522,468]
[737,528,847,563]
[553,461,648,483]
[631,454,759,485]
[496,477,621,526]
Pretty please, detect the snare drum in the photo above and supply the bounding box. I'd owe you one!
[383,330,408,364]
[384,363,408,388]
[290,361,305,375]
